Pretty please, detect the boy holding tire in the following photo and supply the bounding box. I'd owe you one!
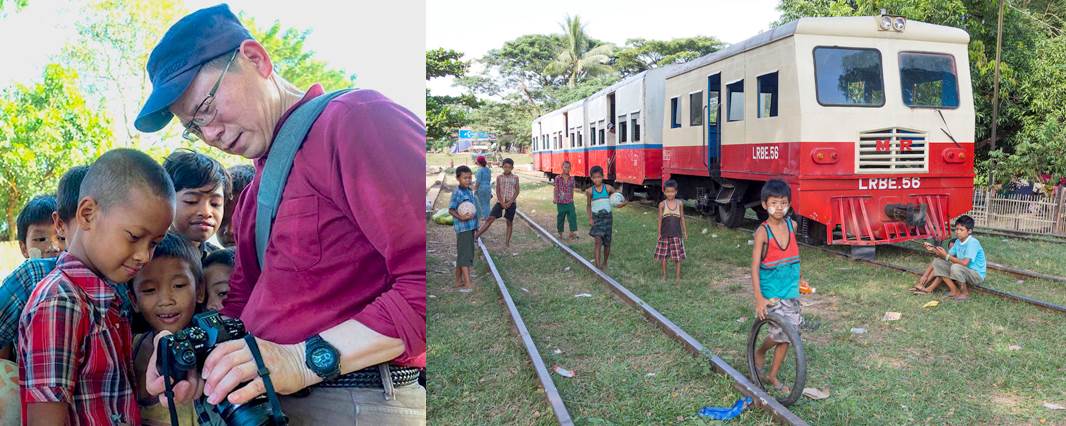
[750,179,807,392]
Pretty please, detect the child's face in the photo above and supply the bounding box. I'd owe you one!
[173,183,225,244]
[203,263,232,312]
[133,257,201,334]
[954,224,971,240]
[218,195,238,247]
[20,221,60,259]
[592,173,603,186]
[502,163,514,174]
[77,186,174,283]
[458,172,472,188]
[562,163,571,174]
[664,187,677,200]
[762,196,790,219]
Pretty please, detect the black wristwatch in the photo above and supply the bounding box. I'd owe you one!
[304,334,341,381]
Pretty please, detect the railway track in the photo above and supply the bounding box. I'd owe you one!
[514,209,809,426]
[976,228,1066,244]
[427,173,575,424]
[517,168,1065,314]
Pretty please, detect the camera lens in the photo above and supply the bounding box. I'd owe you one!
[215,392,279,426]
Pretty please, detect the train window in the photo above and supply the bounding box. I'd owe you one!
[899,52,959,108]
[689,91,703,126]
[727,80,744,122]
[578,130,583,147]
[631,112,641,142]
[590,125,596,145]
[757,72,779,118]
[670,97,681,128]
[618,115,628,143]
[570,131,575,147]
[599,125,605,146]
[813,46,884,107]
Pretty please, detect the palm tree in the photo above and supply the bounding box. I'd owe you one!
[544,15,614,88]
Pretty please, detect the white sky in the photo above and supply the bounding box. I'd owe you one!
[0,0,425,117]
[427,0,783,95]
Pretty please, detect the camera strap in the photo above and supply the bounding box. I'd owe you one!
[160,339,182,426]
[245,334,288,425]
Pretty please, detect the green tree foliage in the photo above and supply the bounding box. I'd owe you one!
[426,48,478,150]
[775,0,1066,183]
[544,15,615,88]
[242,15,356,92]
[613,36,726,76]
[0,65,112,238]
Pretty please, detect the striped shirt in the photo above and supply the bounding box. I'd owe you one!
[19,253,138,426]
[554,175,575,204]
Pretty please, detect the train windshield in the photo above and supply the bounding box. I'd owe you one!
[813,47,885,107]
[899,52,959,108]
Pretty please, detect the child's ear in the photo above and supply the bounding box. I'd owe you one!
[196,280,206,304]
[76,197,97,232]
[19,241,28,259]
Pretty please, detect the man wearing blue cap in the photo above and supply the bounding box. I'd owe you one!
[137,5,426,425]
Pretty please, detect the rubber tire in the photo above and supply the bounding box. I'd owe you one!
[746,312,807,407]
[717,201,745,228]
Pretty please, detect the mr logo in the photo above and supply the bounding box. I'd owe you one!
[875,139,914,152]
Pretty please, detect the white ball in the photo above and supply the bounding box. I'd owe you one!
[458,201,476,216]
[609,192,625,207]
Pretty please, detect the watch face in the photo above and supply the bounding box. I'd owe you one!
[310,347,336,368]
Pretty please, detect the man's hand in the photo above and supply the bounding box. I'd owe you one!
[754,297,770,320]
[200,336,312,406]
[934,246,948,258]
[146,331,204,407]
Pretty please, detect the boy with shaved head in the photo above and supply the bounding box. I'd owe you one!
[18,148,175,426]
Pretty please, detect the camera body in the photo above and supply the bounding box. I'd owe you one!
[157,310,246,380]
[157,311,286,425]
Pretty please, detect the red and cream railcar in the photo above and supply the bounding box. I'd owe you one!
[561,101,589,178]
[662,16,975,245]
[609,68,670,196]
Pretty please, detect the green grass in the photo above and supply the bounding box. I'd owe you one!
[472,181,1066,425]
[428,183,775,425]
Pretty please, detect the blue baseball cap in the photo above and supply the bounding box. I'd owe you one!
[135,4,253,133]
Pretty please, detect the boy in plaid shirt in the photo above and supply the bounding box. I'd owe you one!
[19,149,175,425]
[554,161,578,241]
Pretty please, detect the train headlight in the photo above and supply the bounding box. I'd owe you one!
[811,148,839,164]
[893,16,907,32]
[942,148,966,163]
[879,15,893,31]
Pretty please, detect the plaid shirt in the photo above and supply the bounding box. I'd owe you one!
[554,175,575,204]
[0,257,57,349]
[497,173,519,204]
[19,253,138,426]
[450,186,479,233]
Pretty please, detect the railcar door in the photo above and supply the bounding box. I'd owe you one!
[706,73,722,175]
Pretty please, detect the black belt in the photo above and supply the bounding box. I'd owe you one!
[316,364,421,389]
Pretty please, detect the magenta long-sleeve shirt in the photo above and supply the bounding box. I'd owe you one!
[223,85,426,367]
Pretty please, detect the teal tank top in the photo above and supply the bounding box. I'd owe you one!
[591,185,611,213]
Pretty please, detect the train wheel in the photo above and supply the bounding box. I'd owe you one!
[717,201,745,228]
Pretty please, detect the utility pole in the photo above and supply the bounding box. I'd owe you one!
[991,0,1005,151]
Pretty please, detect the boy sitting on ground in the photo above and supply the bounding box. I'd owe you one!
[19,149,174,425]
[911,215,985,300]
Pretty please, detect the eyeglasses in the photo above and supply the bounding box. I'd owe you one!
[181,49,239,141]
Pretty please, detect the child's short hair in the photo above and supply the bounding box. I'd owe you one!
[502,158,514,166]
[81,148,176,211]
[226,164,255,199]
[16,195,57,244]
[954,215,975,231]
[760,179,791,202]
[664,179,678,190]
[149,232,204,287]
[163,149,231,196]
[455,165,472,178]
[562,160,571,167]
[590,165,604,177]
[203,247,235,269]
[56,165,90,223]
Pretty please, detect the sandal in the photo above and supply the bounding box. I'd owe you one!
[772,381,791,394]
[910,287,930,294]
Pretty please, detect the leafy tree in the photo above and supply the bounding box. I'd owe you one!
[426,48,478,150]
[613,36,726,76]
[242,15,356,92]
[0,65,112,239]
[544,15,615,88]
